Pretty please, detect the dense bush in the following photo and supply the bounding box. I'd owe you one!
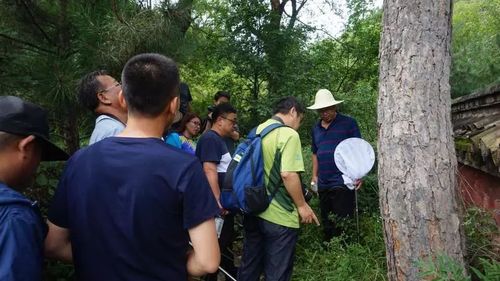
[293,211,387,281]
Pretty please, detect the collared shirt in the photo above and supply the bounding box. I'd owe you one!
[89,115,125,145]
[311,113,361,190]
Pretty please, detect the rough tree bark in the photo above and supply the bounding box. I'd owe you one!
[377,0,466,280]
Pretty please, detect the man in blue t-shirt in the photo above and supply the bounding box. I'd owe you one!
[45,54,221,280]
[0,96,68,281]
[77,70,127,145]
[196,102,238,281]
[202,91,240,155]
[308,89,362,242]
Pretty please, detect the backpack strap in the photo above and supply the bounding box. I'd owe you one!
[258,122,285,137]
[247,127,258,138]
[256,121,288,205]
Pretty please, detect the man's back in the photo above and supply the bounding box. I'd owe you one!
[256,119,305,229]
[48,137,219,281]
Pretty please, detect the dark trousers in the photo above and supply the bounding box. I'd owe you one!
[205,214,237,281]
[238,215,298,281]
[319,187,355,241]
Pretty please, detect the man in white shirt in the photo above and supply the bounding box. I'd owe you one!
[77,70,127,144]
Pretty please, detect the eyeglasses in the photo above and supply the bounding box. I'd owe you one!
[189,120,201,127]
[98,82,121,94]
[220,116,237,125]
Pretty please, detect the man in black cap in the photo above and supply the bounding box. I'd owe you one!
[0,96,68,281]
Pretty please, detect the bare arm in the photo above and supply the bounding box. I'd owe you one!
[44,220,73,262]
[311,153,318,184]
[281,171,319,225]
[187,219,220,276]
[203,162,222,207]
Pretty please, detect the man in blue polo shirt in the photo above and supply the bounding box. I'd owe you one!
[308,89,361,242]
[45,53,220,280]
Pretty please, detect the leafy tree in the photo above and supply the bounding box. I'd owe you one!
[0,0,195,152]
[451,0,500,97]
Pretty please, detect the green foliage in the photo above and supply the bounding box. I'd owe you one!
[43,261,75,281]
[293,211,387,281]
[417,254,469,281]
[463,207,500,269]
[470,259,500,281]
[416,208,500,281]
[0,0,197,152]
[27,162,76,279]
[186,0,381,139]
[294,146,385,280]
[417,255,500,281]
[451,0,500,97]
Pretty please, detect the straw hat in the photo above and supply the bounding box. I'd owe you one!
[307,89,343,110]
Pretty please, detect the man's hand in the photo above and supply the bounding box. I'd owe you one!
[354,179,363,190]
[311,176,318,185]
[217,200,229,216]
[297,204,320,226]
[310,176,318,194]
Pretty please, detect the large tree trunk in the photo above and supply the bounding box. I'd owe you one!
[377,0,466,280]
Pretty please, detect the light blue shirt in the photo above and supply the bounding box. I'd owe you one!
[89,115,125,145]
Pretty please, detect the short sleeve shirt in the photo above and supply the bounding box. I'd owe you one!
[89,115,125,145]
[256,119,304,229]
[195,130,232,188]
[311,113,361,189]
[48,137,219,281]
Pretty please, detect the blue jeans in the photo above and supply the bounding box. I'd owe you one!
[238,215,298,281]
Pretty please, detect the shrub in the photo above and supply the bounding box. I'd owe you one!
[292,211,387,281]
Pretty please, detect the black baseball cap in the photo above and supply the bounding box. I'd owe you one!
[0,96,69,161]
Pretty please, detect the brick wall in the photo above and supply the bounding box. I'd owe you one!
[458,163,500,225]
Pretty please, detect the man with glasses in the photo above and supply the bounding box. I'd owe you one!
[45,54,220,280]
[77,70,127,144]
[202,91,240,155]
[307,89,362,242]
[196,102,238,281]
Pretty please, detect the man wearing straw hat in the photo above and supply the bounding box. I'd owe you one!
[308,89,362,242]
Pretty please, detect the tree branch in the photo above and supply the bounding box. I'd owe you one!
[111,0,130,26]
[0,33,55,54]
[20,0,56,46]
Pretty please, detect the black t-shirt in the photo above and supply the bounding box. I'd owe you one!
[48,137,219,281]
[196,130,232,188]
